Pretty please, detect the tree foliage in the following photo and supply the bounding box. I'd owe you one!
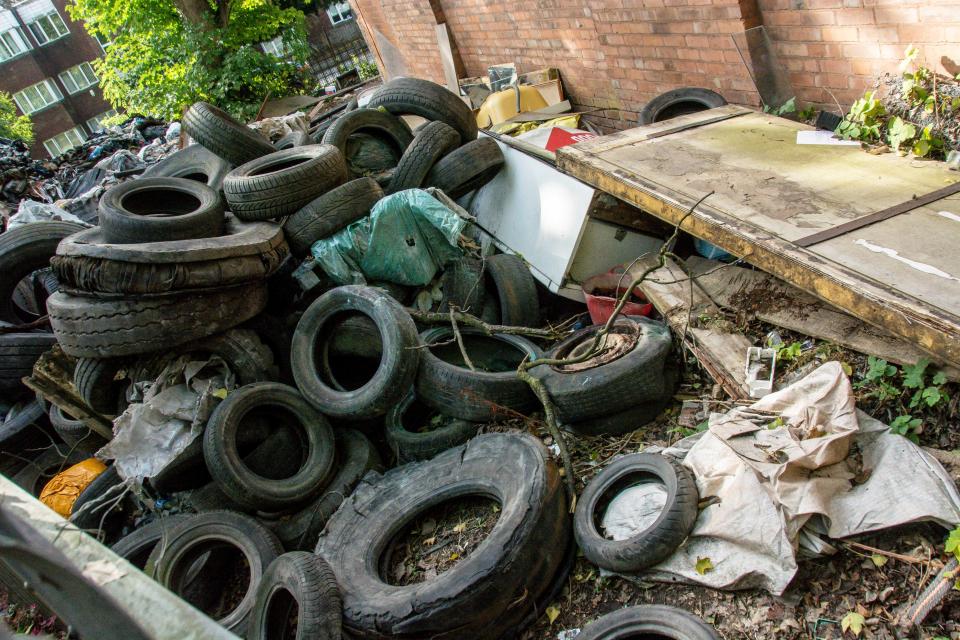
[0,92,33,142]
[68,0,311,121]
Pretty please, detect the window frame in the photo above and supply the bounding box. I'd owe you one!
[43,125,85,158]
[86,109,117,134]
[58,61,98,94]
[26,9,69,46]
[13,78,62,114]
[326,2,354,25]
[0,27,30,62]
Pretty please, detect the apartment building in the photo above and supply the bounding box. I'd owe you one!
[0,0,115,159]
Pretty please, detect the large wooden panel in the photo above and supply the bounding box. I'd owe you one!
[557,108,960,367]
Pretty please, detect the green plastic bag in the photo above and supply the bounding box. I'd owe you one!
[312,188,467,286]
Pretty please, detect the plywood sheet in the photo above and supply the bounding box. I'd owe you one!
[557,108,960,367]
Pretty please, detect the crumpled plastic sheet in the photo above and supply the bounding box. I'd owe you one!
[606,362,960,595]
[6,198,91,229]
[247,112,310,141]
[312,188,471,286]
[98,355,235,484]
[39,458,106,517]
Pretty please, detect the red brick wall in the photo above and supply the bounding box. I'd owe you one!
[351,0,960,130]
[761,0,960,107]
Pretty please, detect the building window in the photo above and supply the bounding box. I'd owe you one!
[94,33,111,50]
[59,62,98,94]
[0,27,30,62]
[262,36,288,57]
[13,78,62,114]
[86,109,117,133]
[43,126,85,158]
[26,10,69,45]
[326,2,353,25]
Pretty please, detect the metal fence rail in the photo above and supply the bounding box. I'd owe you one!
[304,37,375,90]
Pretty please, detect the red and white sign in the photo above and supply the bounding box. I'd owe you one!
[544,128,598,152]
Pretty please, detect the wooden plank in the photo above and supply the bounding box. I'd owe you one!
[0,476,239,640]
[435,24,460,95]
[557,109,960,369]
[686,257,960,381]
[23,346,113,439]
[631,255,751,400]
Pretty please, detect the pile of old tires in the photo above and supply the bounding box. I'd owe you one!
[0,76,717,640]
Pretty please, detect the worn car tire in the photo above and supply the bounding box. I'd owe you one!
[316,432,568,640]
[183,102,276,166]
[385,392,481,463]
[73,357,130,416]
[48,282,268,358]
[425,137,504,199]
[368,77,478,145]
[274,131,312,151]
[0,221,86,324]
[321,108,413,166]
[483,254,540,328]
[223,145,348,221]
[69,464,133,542]
[638,88,727,125]
[564,363,679,436]
[574,453,699,573]
[142,143,232,191]
[147,511,283,635]
[203,382,336,511]
[262,429,380,551]
[438,255,485,314]
[98,177,225,244]
[283,177,383,257]
[52,217,288,297]
[247,552,342,640]
[0,400,49,462]
[415,327,540,422]
[111,514,192,569]
[49,405,107,455]
[0,333,57,396]
[532,317,673,423]
[576,605,720,640]
[386,121,460,195]
[139,328,277,387]
[291,285,420,420]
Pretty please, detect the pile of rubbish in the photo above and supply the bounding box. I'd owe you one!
[0,76,957,640]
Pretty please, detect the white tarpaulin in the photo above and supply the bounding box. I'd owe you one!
[611,362,960,594]
[98,356,234,483]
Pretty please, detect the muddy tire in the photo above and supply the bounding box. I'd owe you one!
[147,511,283,636]
[386,121,460,194]
[274,131,312,151]
[48,405,107,455]
[576,605,720,640]
[483,254,539,328]
[564,363,679,436]
[224,145,348,221]
[262,429,381,551]
[283,177,383,257]
[425,137,504,199]
[99,177,225,244]
[291,285,419,420]
[531,317,673,423]
[142,143,233,191]
[247,552,343,640]
[638,88,727,125]
[385,392,481,463]
[438,256,485,315]
[48,282,268,358]
[203,382,336,511]
[415,327,540,422]
[111,514,192,569]
[183,102,275,166]
[0,333,56,396]
[0,221,86,324]
[368,77,478,145]
[574,453,699,573]
[315,432,569,639]
[321,108,413,165]
[73,357,130,415]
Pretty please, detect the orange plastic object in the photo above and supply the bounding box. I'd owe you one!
[40,458,107,517]
[476,85,548,127]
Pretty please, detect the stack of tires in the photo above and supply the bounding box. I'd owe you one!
[282,77,505,259]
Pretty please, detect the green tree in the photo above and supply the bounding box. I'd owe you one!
[0,92,33,142]
[67,0,311,121]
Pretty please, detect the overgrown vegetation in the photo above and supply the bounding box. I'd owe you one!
[836,46,959,158]
[68,0,312,121]
[0,92,33,143]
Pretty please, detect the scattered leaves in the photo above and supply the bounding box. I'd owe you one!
[840,611,865,637]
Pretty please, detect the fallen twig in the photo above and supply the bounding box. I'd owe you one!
[449,308,476,372]
[844,541,929,565]
[409,309,566,340]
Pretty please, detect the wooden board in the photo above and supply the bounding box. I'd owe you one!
[557,107,960,368]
